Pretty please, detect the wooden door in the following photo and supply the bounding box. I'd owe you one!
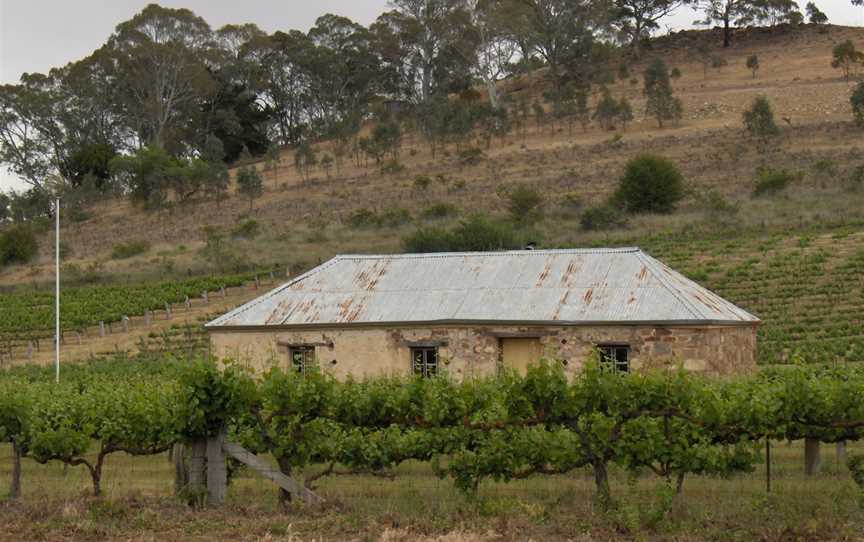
[500,338,543,375]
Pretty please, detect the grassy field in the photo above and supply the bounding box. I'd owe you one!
[1,440,862,541]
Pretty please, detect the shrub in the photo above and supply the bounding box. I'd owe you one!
[579,204,627,231]
[845,165,864,192]
[852,82,864,128]
[0,226,39,265]
[231,219,260,239]
[752,167,794,197]
[348,208,380,229]
[110,240,151,260]
[414,175,432,191]
[505,184,544,225]
[612,154,684,214]
[743,96,779,139]
[381,160,405,174]
[746,55,759,78]
[458,147,485,165]
[379,208,413,227]
[421,202,459,220]
[831,40,863,81]
[402,213,522,253]
[670,67,682,80]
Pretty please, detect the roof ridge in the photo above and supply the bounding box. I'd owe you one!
[334,247,642,259]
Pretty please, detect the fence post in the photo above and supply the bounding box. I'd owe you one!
[202,291,209,304]
[220,286,226,298]
[254,276,260,289]
[185,296,191,310]
[145,310,152,326]
[27,341,33,362]
[765,438,771,493]
[805,438,821,475]
[122,316,130,333]
[165,303,172,319]
[206,428,228,505]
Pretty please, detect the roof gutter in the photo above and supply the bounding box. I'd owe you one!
[205,318,761,332]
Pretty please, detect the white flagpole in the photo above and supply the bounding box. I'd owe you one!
[55,198,60,383]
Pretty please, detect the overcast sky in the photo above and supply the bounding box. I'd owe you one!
[1,0,862,192]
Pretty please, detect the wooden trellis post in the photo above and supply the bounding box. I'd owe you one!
[805,438,821,475]
[206,429,227,504]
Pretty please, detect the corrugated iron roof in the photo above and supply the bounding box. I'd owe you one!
[206,248,759,328]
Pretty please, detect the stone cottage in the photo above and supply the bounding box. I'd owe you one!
[206,248,759,378]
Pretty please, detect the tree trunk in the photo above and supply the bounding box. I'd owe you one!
[593,461,612,510]
[173,443,188,495]
[805,438,821,476]
[276,456,293,504]
[485,79,499,110]
[723,19,732,47]
[188,439,207,493]
[9,441,21,499]
[675,471,686,494]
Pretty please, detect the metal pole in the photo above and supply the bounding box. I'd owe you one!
[765,438,771,493]
[55,198,60,384]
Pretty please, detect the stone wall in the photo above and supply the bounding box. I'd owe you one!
[208,323,758,378]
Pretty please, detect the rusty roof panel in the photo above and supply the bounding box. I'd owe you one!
[207,248,759,328]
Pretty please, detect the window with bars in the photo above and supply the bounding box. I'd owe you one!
[289,345,317,375]
[598,344,630,372]
[411,347,438,377]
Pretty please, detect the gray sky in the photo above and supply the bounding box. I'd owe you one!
[1,0,862,192]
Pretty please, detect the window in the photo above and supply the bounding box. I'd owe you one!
[289,345,317,375]
[598,344,629,372]
[411,347,438,377]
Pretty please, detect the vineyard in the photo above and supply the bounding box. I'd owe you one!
[2,356,863,520]
[588,223,864,365]
[0,273,262,343]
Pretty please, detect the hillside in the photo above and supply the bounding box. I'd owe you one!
[1,23,863,365]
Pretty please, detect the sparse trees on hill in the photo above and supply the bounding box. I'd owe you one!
[743,96,779,138]
[293,141,318,181]
[746,55,760,78]
[831,40,864,81]
[643,58,682,128]
[611,0,685,57]
[236,166,263,211]
[691,0,760,48]
[805,2,828,24]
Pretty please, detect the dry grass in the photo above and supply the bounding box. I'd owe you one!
[2,25,863,289]
[1,440,862,541]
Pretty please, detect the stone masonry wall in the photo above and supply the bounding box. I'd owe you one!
[209,323,758,378]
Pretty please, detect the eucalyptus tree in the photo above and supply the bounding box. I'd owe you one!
[612,0,685,57]
[690,0,759,47]
[503,0,614,100]
[0,73,66,193]
[101,4,218,151]
[462,0,520,108]
[383,0,475,102]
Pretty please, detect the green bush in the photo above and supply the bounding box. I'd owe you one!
[743,96,779,138]
[845,165,864,192]
[0,225,39,265]
[379,208,413,227]
[752,167,794,197]
[347,208,380,229]
[421,202,459,220]
[231,219,260,239]
[505,184,544,225]
[402,213,523,253]
[110,240,151,260]
[457,147,485,165]
[612,154,684,214]
[413,175,432,191]
[579,204,627,231]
